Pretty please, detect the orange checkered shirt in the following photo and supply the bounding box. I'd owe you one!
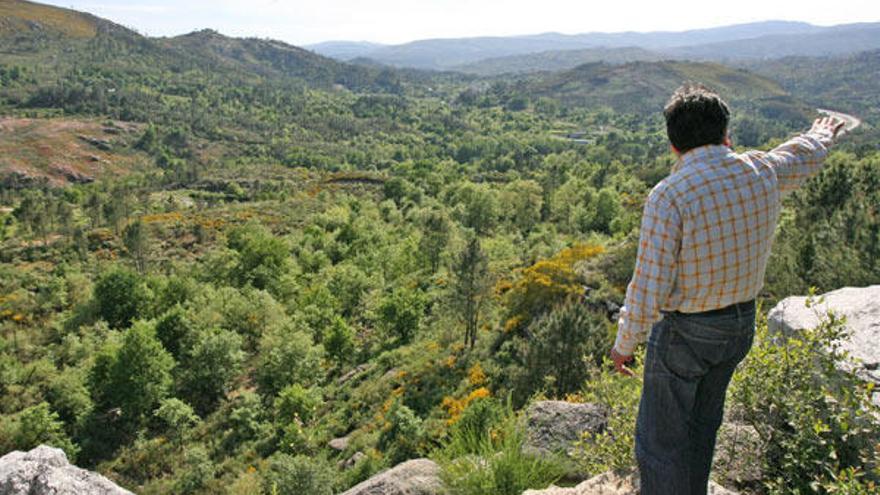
[614,129,836,355]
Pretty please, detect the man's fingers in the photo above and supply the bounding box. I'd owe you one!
[615,361,635,377]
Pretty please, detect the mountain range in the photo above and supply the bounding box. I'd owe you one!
[307,21,880,73]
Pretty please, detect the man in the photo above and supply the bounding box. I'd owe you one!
[609,83,847,495]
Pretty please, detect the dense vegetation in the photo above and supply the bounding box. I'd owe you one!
[0,1,878,494]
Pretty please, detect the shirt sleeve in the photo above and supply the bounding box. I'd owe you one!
[614,188,682,356]
[759,129,834,195]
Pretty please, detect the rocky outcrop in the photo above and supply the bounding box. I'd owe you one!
[523,401,606,457]
[0,445,132,495]
[768,285,880,405]
[340,458,442,495]
[522,470,738,495]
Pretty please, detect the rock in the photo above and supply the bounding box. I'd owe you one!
[340,458,442,495]
[522,470,738,494]
[768,285,880,404]
[337,363,371,385]
[714,423,764,485]
[523,401,606,457]
[339,452,367,470]
[0,445,132,495]
[768,285,880,370]
[329,435,350,451]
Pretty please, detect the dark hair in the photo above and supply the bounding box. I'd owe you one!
[663,83,730,154]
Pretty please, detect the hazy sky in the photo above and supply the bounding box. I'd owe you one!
[41,0,880,45]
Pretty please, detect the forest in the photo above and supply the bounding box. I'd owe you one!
[0,1,879,494]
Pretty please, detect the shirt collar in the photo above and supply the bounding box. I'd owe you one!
[672,144,733,174]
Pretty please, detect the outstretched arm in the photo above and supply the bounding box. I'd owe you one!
[762,116,846,195]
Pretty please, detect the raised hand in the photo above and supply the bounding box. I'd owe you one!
[810,115,847,140]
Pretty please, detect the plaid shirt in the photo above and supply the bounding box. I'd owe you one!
[614,129,836,355]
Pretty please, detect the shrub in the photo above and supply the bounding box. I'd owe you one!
[729,306,880,493]
[572,356,643,476]
[174,444,216,494]
[10,402,79,461]
[262,453,335,495]
[437,409,564,495]
[378,400,426,465]
[274,384,322,425]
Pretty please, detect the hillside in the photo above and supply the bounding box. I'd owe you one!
[0,118,150,187]
[526,60,807,120]
[0,3,878,495]
[0,0,101,39]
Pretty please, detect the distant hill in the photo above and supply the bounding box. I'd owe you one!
[527,60,808,120]
[453,47,664,76]
[310,21,880,72]
[744,50,880,121]
[667,23,880,60]
[162,30,381,88]
[306,41,387,60]
[308,21,822,70]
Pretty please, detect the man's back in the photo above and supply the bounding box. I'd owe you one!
[615,132,834,355]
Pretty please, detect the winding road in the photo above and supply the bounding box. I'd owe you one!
[817,108,862,134]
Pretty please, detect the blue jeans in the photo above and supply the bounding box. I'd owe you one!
[635,301,756,495]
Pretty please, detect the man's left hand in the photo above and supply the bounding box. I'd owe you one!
[610,347,635,377]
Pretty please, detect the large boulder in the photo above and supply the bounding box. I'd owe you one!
[523,401,606,457]
[768,285,880,405]
[0,445,132,495]
[522,470,738,495]
[340,458,442,495]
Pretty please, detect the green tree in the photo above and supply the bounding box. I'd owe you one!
[177,327,245,415]
[123,219,149,274]
[451,237,491,348]
[93,268,147,329]
[255,327,323,399]
[518,302,612,402]
[89,320,175,430]
[154,397,199,443]
[323,316,355,364]
[418,209,451,273]
[228,223,293,295]
[377,288,426,345]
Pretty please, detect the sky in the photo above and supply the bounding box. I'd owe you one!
[41,0,880,46]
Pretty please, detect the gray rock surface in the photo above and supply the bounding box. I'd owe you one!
[339,451,367,470]
[523,401,606,457]
[768,285,880,405]
[0,445,132,495]
[340,458,442,495]
[522,470,738,494]
[714,423,764,485]
[329,435,350,451]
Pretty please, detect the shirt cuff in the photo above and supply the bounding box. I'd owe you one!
[613,329,638,356]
